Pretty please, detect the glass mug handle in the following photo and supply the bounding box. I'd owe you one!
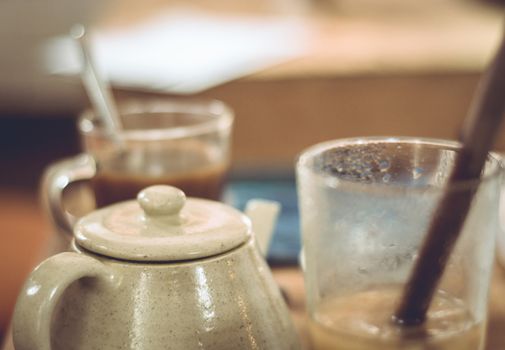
[40,153,96,236]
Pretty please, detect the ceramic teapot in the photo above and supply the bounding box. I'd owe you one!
[13,185,300,350]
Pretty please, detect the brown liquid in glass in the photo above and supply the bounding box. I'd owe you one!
[91,147,228,207]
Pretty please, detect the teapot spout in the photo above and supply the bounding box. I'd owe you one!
[244,200,281,257]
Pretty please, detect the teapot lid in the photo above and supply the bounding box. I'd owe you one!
[74,185,251,261]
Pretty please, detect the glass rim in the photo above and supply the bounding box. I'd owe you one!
[296,136,504,193]
[78,98,234,141]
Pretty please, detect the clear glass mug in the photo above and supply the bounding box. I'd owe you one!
[41,98,234,238]
[296,137,504,350]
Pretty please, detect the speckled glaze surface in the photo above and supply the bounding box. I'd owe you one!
[13,238,300,350]
[13,186,299,349]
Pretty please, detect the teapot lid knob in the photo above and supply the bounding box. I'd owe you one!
[137,185,186,217]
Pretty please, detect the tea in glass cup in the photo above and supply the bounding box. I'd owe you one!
[41,98,233,237]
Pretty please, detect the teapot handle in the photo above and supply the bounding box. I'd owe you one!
[12,252,116,350]
[40,153,96,237]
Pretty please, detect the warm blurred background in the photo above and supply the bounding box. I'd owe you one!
[1,0,504,346]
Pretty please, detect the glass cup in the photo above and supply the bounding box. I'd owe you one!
[296,137,504,350]
[41,98,233,238]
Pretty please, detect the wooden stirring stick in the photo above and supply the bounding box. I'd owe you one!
[394,27,505,326]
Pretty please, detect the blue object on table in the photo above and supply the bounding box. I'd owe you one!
[225,179,301,266]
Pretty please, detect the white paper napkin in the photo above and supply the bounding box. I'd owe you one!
[42,9,309,94]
